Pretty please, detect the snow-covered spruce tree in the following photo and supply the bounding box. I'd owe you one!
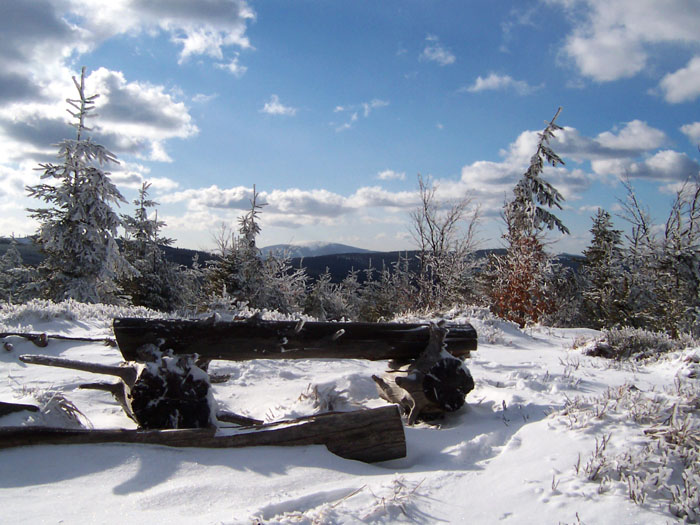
[410,174,480,309]
[119,182,191,311]
[26,67,133,303]
[0,237,36,303]
[205,187,306,314]
[580,208,628,329]
[485,108,570,327]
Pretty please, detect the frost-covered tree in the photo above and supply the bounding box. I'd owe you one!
[410,174,480,309]
[119,182,191,311]
[357,256,416,321]
[620,179,700,337]
[0,238,36,303]
[580,208,628,329]
[486,108,569,326]
[26,67,132,303]
[581,208,628,329]
[205,187,306,314]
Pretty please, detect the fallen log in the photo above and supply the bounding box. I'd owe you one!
[112,317,477,362]
[1,332,116,347]
[0,401,40,417]
[0,405,406,463]
[373,322,474,424]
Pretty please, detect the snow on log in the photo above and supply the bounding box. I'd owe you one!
[19,351,215,430]
[112,317,477,362]
[0,405,406,463]
[373,322,474,424]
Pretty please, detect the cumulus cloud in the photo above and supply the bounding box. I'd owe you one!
[681,122,700,144]
[659,56,700,103]
[377,169,406,181]
[419,35,455,66]
[159,183,419,230]
[261,95,297,116]
[548,0,700,84]
[0,1,251,169]
[110,162,180,192]
[463,73,541,95]
[592,150,700,181]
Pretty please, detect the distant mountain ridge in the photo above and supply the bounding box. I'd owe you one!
[0,236,583,284]
[260,242,374,258]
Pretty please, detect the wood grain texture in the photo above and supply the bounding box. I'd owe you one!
[0,406,406,463]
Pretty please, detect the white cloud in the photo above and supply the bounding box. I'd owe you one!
[681,122,700,144]
[88,68,198,161]
[591,150,700,181]
[463,73,541,95]
[548,0,700,83]
[659,56,700,103]
[377,170,406,181]
[333,99,389,131]
[192,93,218,104]
[70,0,255,62]
[261,95,297,116]
[216,54,248,77]
[110,162,180,192]
[419,35,455,66]
[595,120,667,151]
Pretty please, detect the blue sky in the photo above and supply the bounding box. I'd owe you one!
[1,0,699,254]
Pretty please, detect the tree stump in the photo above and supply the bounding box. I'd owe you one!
[373,322,474,424]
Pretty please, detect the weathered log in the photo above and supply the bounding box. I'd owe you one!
[373,322,474,424]
[112,317,477,362]
[0,401,40,417]
[20,352,214,430]
[216,410,263,426]
[19,355,138,385]
[1,332,116,347]
[0,405,406,463]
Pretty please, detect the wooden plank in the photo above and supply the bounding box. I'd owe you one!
[113,317,477,362]
[0,406,406,463]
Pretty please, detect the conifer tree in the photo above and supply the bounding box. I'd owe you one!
[119,182,188,311]
[486,108,569,326]
[580,208,627,329]
[0,237,36,303]
[26,67,132,303]
[205,187,306,314]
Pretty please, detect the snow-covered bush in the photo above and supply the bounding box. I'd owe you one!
[561,380,700,522]
[587,327,696,361]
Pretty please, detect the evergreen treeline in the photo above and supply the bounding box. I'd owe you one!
[2,70,698,339]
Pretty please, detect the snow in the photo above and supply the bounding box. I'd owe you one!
[1,302,697,524]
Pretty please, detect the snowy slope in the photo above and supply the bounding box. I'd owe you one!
[0,301,697,524]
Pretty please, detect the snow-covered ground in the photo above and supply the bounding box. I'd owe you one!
[1,301,698,524]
